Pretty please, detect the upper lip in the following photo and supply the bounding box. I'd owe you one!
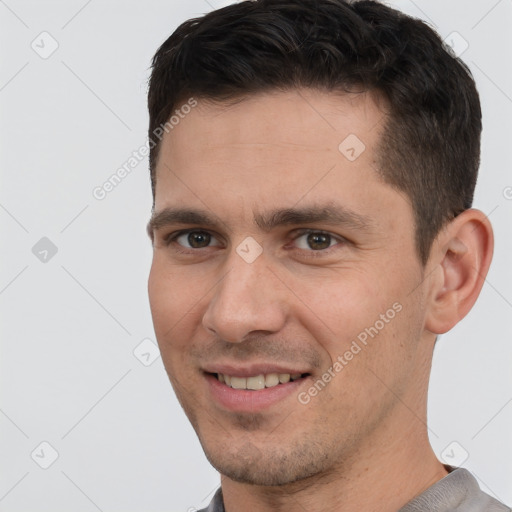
[203,363,310,378]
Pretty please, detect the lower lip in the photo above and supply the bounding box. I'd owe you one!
[205,373,308,412]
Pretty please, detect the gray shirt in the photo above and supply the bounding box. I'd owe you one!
[198,468,510,511]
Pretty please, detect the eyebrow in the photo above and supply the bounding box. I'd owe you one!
[255,204,373,232]
[147,208,222,237]
[147,203,373,238]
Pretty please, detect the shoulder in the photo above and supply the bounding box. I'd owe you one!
[399,468,510,511]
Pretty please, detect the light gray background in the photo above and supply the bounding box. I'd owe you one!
[1,0,511,510]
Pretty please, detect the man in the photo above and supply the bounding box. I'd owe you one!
[145,0,509,510]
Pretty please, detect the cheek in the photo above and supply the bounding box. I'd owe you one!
[291,270,385,355]
[148,257,204,355]
[295,266,419,378]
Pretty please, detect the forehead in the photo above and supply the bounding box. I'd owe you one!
[158,89,386,172]
[152,89,406,232]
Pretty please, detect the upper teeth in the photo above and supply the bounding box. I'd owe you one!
[218,373,303,390]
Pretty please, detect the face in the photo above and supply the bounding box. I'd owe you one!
[148,89,432,486]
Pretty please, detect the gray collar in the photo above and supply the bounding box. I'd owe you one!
[200,468,509,512]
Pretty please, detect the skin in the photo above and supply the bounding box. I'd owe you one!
[147,89,493,512]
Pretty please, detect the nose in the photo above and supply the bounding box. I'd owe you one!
[201,249,288,343]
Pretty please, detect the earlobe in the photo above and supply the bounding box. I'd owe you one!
[424,209,494,335]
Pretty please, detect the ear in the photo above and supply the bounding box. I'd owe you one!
[424,209,494,335]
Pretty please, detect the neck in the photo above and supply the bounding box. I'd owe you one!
[221,389,448,512]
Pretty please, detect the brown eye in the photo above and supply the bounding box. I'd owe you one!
[187,231,211,248]
[306,232,331,250]
[173,230,220,249]
[294,231,338,251]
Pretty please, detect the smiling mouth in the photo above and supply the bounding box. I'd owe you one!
[212,372,310,391]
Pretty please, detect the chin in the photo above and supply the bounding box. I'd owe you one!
[200,436,332,486]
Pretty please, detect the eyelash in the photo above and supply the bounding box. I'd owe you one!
[163,229,347,257]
